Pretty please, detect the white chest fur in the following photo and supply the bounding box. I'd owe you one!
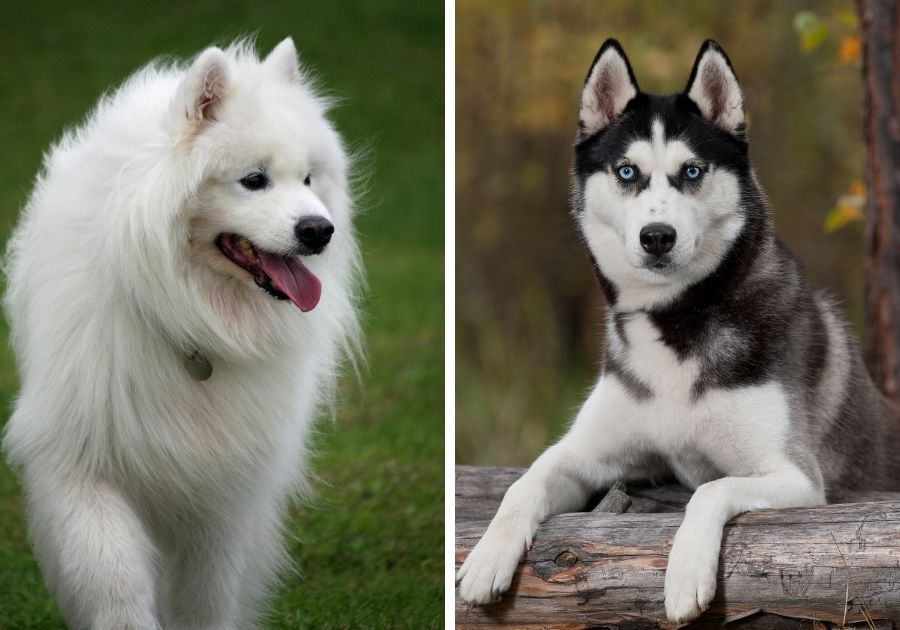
[598,313,793,484]
[612,313,700,401]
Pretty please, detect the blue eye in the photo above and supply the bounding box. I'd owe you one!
[685,165,702,180]
[617,165,636,181]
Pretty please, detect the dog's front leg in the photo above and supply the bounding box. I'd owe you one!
[457,378,639,605]
[25,472,161,630]
[161,516,255,630]
[664,467,824,623]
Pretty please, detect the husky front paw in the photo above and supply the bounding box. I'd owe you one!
[664,527,720,623]
[456,523,528,605]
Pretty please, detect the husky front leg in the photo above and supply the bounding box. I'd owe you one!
[26,472,161,630]
[457,378,645,605]
[664,467,824,623]
[455,443,610,604]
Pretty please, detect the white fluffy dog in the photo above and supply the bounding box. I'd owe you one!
[3,39,361,630]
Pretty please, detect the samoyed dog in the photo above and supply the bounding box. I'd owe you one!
[3,39,361,629]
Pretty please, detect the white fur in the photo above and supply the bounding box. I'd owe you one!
[3,39,361,630]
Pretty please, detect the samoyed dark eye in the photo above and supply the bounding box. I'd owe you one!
[303,174,311,186]
[239,172,269,191]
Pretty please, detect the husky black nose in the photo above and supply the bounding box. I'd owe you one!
[639,223,677,256]
[295,216,334,253]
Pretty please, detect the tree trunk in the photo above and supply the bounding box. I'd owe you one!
[858,0,900,403]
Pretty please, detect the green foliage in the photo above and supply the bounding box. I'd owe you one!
[792,8,861,59]
[793,10,829,53]
[0,0,443,627]
[792,6,865,234]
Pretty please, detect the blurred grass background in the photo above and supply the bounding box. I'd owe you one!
[456,0,866,466]
[0,1,443,628]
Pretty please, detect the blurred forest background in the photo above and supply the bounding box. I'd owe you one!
[457,0,867,466]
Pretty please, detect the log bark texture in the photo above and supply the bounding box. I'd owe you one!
[455,465,900,522]
[456,466,900,628]
[858,0,900,403]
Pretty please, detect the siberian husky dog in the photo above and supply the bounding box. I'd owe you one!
[3,39,361,629]
[457,39,900,623]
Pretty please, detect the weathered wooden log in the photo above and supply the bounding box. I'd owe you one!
[456,465,900,521]
[593,480,632,514]
[456,506,900,628]
[456,466,900,628]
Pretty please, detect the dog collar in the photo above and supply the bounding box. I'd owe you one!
[184,350,212,381]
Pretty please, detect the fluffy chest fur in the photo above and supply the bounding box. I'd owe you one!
[601,312,794,486]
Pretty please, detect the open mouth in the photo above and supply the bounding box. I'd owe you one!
[215,234,321,312]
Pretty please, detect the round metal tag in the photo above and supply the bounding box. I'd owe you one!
[184,351,212,381]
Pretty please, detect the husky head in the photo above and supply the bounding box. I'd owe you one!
[573,40,767,311]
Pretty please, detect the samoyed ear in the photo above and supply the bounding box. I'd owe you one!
[265,37,302,83]
[685,40,744,135]
[173,47,230,124]
[579,39,639,138]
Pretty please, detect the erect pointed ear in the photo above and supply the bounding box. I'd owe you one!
[579,39,639,137]
[685,40,744,135]
[173,47,230,124]
[265,37,301,83]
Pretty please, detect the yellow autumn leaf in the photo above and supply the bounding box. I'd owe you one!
[824,179,866,232]
[839,35,861,63]
[824,204,862,232]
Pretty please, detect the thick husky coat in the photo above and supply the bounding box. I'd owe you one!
[3,40,361,629]
[457,39,900,623]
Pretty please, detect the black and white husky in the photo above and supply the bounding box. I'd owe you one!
[457,39,900,623]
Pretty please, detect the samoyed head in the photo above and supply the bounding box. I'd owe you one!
[121,39,361,360]
[178,40,350,313]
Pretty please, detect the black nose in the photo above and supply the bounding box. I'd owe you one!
[639,223,677,256]
[295,216,334,253]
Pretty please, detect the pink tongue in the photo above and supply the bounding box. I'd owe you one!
[257,251,322,312]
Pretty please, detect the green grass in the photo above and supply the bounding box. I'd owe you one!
[0,1,443,628]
